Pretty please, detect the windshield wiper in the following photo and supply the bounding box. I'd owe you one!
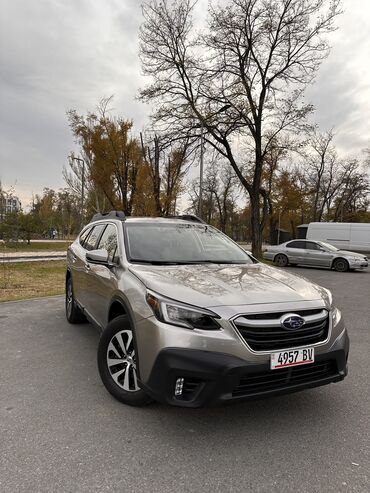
[129,259,182,265]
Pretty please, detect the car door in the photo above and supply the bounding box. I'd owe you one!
[303,241,333,267]
[69,226,93,305]
[78,223,106,315]
[84,223,120,327]
[285,241,306,264]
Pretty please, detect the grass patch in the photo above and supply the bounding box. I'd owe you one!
[0,260,66,302]
[0,241,72,253]
[259,258,273,265]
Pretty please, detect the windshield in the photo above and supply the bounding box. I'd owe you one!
[125,223,254,265]
[318,241,339,252]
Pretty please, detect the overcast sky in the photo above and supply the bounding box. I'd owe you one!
[0,0,369,207]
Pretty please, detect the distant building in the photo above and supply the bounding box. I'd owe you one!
[0,193,22,219]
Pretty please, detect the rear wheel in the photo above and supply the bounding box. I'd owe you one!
[97,315,152,406]
[333,258,349,272]
[274,253,289,267]
[65,276,86,324]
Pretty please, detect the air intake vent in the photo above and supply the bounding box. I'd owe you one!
[233,360,338,397]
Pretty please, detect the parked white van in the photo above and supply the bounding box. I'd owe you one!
[307,222,370,253]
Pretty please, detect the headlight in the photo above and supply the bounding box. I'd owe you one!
[346,256,359,261]
[146,291,221,330]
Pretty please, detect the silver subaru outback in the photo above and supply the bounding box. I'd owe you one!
[65,211,349,407]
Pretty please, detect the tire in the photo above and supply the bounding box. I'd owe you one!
[66,276,86,324]
[97,315,152,406]
[274,253,289,267]
[333,258,349,272]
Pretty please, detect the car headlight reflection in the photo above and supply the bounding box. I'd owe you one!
[332,306,342,326]
[146,291,221,330]
[323,287,333,308]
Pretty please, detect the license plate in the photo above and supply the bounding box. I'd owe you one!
[270,348,315,370]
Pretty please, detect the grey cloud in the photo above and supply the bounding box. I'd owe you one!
[0,0,148,205]
[0,0,369,207]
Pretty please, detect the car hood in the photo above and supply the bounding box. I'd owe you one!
[129,263,328,308]
[336,250,367,258]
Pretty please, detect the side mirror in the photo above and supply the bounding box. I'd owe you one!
[86,248,109,265]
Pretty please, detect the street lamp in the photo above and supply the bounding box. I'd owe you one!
[198,104,231,218]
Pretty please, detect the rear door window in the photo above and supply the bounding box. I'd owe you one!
[286,241,305,249]
[84,224,106,251]
[306,241,320,250]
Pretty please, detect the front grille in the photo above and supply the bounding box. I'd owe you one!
[233,309,329,351]
[232,360,338,397]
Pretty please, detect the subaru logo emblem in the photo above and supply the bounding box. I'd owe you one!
[280,314,305,330]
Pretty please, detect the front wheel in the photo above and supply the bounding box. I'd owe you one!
[274,253,289,267]
[97,315,152,406]
[333,258,349,272]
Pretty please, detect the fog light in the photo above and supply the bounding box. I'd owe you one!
[174,377,184,396]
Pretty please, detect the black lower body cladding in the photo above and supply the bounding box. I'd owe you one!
[141,330,349,408]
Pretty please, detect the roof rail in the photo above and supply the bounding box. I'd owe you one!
[91,211,126,222]
[167,214,206,224]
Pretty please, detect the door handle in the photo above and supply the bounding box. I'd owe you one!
[85,264,91,272]
[72,255,77,263]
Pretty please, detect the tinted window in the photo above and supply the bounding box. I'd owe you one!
[79,227,92,247]
[286,241,306,249]
[84,224,105,251]
[306,241,320,250]
[97,224,118,262]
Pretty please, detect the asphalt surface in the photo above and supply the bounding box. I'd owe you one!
[0,267,369,493]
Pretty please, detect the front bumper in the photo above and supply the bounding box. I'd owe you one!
[349,260,368,269]
[141,329,349,408]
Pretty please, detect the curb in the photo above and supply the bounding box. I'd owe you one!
[0,294,64,304]
[1,255,66,263]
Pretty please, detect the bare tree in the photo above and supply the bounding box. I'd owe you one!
[188,160,238,232]
[333,161,370,221]
[139,0,340,256]
[140,133,191,216]
[306,129,338,221]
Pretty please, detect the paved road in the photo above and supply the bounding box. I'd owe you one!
[0,268,369,493]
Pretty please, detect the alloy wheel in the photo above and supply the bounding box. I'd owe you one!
[334,259,348,272]
[275,254,288,267]
[106,329,140,392]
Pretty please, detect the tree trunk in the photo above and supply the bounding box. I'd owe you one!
[250,192,262,257]
[250,141,263,258]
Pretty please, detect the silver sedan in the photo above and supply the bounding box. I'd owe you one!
[263,239,368,272]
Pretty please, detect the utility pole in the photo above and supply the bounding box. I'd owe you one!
[277,209,282,245]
